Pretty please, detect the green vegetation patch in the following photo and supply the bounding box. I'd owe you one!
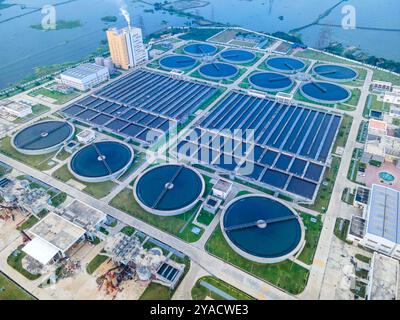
[28,87,80,105]
[334,218,351,243]
[7,250,41,281]
[297,213,323,265]
[0,272,35,300]
[31,20,82,31]
[205,225,309,295]
[86,254,109,275]
[16,215,39,231]
[0,136,57,171]
[192,276,254,300]
[52,164,116,199]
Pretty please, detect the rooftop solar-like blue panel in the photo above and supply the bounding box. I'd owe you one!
[120,123,145,137]
[289,158,307,176]
[91,114,113,125]
[106,119,129,131]
[261,169,289,189]
[64,105,85,116]
[286,177,317,200]
[260,150,278,166]
[305,163,324,182]
[275,154,293,171]
[76,109,98,121]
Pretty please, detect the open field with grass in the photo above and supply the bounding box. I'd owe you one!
[7,250,41,281]
[86,254,109,275]
[110,188,204,243]
[191,276,255,300]
[0,136,57,171]
[29,87,80,105]
[205,225,309,295]
[373,69,400,86]
[297,213,323,265]
[0,272,35,300]
[52,164,116,199]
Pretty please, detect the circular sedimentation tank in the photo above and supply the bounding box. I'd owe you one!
[300,81,351,104]
[265,56,306,74]
[379,172,395,183]
[159,54,197,71]
[221,194,304,263]
[134,164,205,216]
[313,64,358,82]
[69,140,133,183]
[220,49,256,64]
[183,43,218,56]
[12,120,74,155]
[199,62,239,80]
[249,71,294,92]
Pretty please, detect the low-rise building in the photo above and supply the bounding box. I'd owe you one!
[212,179,233,200]
[76,129,96,145]
[59,63,110,91]
[0,99,32,118]
[349,184,400,260]
[371,80,392,92]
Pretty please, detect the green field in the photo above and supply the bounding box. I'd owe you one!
[86,254,109,275]
[0,272,35,300]
[295,49,360,66]
[205,225,309,295]
[372,69,400,86]
[363,94,390,118]
[297,213,323,265]
[29,87,80,105]
[110,188,204,243]
[16,215,39,231]
[7,250,41,281]
[0,136,57,171]
[52,164,116,199]
[191,276,254,300]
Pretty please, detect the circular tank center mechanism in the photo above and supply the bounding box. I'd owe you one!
[40,132,49,138]
[97,155,106,161]
[257,219,267,229]
[165,182,174,190]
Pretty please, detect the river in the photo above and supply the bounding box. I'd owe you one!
[0,0,399,89]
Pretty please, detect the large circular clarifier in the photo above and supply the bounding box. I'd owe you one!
[69,141,133,182]
[313,64,358,82]
[134,164,205,216]
[266,56,306,74]
[199,63,239,80]
[159,55,197,71]
[249,72,294,92]
[221,194,304,263]
[220,49,256,64]
[12,120,74,155]
[183,43,218,56]
[300,81,351,104]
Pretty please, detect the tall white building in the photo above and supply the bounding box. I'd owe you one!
[107,27,148,70]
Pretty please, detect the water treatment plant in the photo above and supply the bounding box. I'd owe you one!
[12,120,75,155]
[134,164,204,216]
[1,20,399,303]
[69,141,134,182]
[221,194,304,263]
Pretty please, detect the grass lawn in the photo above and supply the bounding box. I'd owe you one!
[86,254,109,275]
[355,254,371,264]
[372,69,400,86]
[363,94,390,118]
[334,218,351,243]
[29,87,80,105]
[52,164,116,199]
[205,225,309,295]
[7,250,41,281]
[55,149,71,161]
[297,213,323,265]
[302,156,341,214]
[295,49,360,66]
[120,226,135,236]
[339,88,361,107]
[0,272,35,300]
[196,209,216,226]
[110,188,204,243]
[49,192,67,207]
[191,276,254,300]
[333,114,353,150]
[16,215,39,231]
[0,136,57,171]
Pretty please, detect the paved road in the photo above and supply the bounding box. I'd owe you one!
[299,68,373,300]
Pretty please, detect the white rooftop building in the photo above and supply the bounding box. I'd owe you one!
[23,213,86,265]
[76,129,96,144]
[0,99,32,118]
[59,63,110,91]
[360,184,400,260]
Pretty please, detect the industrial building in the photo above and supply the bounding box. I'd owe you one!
[363,119,400,163]
[23,212,86,265]
[107,27,148,70]
[58,63,110,91]
[348,184,400,260]
[0,99,32,118]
